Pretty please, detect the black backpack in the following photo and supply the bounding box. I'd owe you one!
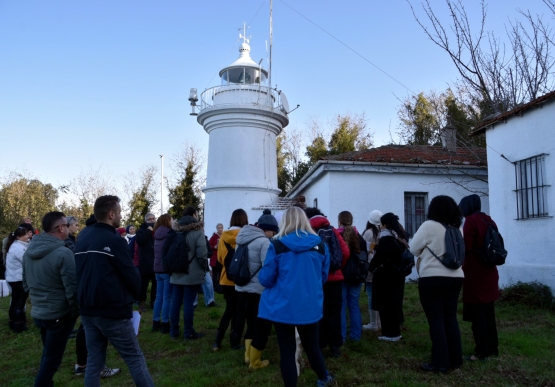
[343,234,370,283]
[162,231,192,273]
[317,226,343,272]
[226,237,265,286]
[426,224,465,270]
[480,218,507,266]
[223,242,235,273]
[392,239,415,277]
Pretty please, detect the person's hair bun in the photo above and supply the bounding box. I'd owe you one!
[262,209,271,215]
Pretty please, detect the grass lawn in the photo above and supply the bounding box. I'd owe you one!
[1,282,554,386]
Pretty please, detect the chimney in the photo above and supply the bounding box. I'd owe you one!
[441,123,457,152]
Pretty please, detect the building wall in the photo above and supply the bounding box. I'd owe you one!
[485,101,555,291]
[297,166,489,280]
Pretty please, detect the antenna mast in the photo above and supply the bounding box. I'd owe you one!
[269,0,273,92]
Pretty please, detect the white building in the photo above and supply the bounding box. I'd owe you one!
[195,36,290,231]
[286,142,489,241]
[471,91,555,292]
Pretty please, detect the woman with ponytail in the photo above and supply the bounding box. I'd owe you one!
[5,223,34,332]
[368,213,408,342]
[337,211,367,342]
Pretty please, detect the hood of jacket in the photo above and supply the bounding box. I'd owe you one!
[25,233,67,260]
[221,228,240,245]
[174,216,204,232]
[459,194,481,218]
[278,231,321,252]
[154,225,171,240]
[236,225,266,245]
[309,215,331,230]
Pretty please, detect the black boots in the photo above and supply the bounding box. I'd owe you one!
[152,320,161,332]
[160,322,170,334]
[213,329,225,351]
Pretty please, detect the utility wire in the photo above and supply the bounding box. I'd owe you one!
[278,0,416,95]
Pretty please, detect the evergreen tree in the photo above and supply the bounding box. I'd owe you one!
[168,159,201,219]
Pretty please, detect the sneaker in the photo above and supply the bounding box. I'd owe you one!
[100,366,121,378]
[378,335,402,342]
[207,301,217,307]
[317,371,336,387]
[363,323,379,331]
[184,332,205,341]
[74,365,86,376]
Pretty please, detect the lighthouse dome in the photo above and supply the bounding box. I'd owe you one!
[219,41,268,85]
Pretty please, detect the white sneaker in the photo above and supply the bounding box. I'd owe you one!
[100,366,121,378]
[363,323,379,331]
[378,335,402,342]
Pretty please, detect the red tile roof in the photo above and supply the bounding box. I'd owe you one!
[471,90,555,135]
[323,144,487,166]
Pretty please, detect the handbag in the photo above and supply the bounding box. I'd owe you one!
[0,280,11,297]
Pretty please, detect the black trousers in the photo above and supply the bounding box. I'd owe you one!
[274,322,327,387]
[419,276,463,369]
[139,273,156,304]
[237,292,272,350]
[76,323,87,365]
[464,302,498,358]
[217,286,244,347]
[319,280,343,350]
[8,281,28,325]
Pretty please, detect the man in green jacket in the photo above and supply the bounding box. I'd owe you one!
[23,211,79,387]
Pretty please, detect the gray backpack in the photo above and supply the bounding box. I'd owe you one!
[426,224,465,270]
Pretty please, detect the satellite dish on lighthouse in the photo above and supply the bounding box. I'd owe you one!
[280,92,290,114]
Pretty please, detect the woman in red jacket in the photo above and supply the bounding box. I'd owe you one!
[459,194,499,361]
[305,207,350,358]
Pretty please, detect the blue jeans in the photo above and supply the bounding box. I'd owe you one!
[194,271,214,306]
[81,315,154,387]
[170,284,199,337]
[341,282,362,341]
[153,273,173,322]
[33,315,75,387]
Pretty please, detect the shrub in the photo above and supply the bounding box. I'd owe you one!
[499,281,555,312]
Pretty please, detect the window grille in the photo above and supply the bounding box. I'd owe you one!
[514,154,549,219]
[404,192,428,238]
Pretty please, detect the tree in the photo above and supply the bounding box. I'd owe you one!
[167,143,204,219]
[277,128,311,196]
[0,173,58,235]
[409,0,555,115]
[123,165,159,227]
[328,113,373,155]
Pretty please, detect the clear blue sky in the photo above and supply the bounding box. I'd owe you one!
[0,0,549,204]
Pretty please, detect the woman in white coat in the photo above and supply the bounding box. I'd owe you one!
[5,224,34,332]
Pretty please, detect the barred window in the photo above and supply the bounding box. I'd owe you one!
[404,192,428,238]
[514,154,549,219]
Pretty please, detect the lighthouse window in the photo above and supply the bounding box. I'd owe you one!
[224,68,265,85]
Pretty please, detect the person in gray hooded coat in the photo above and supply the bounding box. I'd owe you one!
[169,206,207,340]
[235,209,278,369]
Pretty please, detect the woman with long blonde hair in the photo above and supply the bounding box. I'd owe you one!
[258,206,335,387]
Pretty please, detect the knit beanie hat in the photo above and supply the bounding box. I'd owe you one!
[117,227,126,235]
[368,210,383,226]
[257,209,279,233]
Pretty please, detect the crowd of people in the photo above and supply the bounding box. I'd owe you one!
[0,192,501,386]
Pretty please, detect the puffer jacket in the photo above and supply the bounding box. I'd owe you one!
[170,216,207,286]
[217,228,241,286]
[23,233,78,320]
[258,231,329,325]
[308,215,350,281]
[5,240,29,282]
[235,225,270,295]
[153,225,171,273]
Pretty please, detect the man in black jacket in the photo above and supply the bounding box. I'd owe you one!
[75,195,154,387]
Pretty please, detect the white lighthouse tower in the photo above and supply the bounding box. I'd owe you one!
[195,32,289,231]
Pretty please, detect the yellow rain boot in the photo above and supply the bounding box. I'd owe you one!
[244,339,252,365]
[249,347,269,369]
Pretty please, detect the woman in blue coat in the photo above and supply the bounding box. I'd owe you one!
[258,206,335,387]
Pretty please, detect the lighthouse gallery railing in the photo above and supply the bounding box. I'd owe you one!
[199,85,286,112]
